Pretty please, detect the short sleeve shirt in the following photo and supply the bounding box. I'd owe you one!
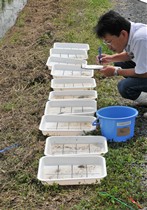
[125,22,147,74]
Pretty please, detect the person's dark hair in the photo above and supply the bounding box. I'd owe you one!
[94,10,131,38]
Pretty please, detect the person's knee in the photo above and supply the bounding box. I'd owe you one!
[117,79,141,100]
[117,80,132,99]
[117,80,128,99]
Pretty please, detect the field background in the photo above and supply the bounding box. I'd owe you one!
[0,0,147,209]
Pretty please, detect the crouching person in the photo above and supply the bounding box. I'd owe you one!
[94,10,147,117]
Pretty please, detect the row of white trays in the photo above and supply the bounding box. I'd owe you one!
[48,44,96,90]
[37,136,108,185]
[40,43,97,135]
[49,43,90,63]
[37,42,107,185]
[38,115,108,185]
[49,38,96,102]
[47,42,89,70]
[47,42,103,72]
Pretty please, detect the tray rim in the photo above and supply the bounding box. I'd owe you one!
[37,155,107,182]
[48,90,98,101]
[44,135,108,156]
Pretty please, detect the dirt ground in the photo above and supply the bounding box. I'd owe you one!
[0,0,59,138]
[0,0,67,208]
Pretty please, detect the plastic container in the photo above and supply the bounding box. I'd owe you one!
[46,57,87,70]
[44,136,108,156]
[48,90,98,101]
[53,42,90,51]
[51,78,96,91]
[51,64,94,78]
[92,106,138,142]
[37,155,107,185]
[50,48,88,59]
[44,100,97,116]
[39,115,96,136]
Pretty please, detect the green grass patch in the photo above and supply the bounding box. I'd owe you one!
[16,12,26,27]
[1,102,16,112]
[9,31,22,44]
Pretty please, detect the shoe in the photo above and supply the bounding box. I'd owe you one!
[135,92,147,106]
[143,112,147,118]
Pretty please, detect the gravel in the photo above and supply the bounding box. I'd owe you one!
[111,0,147,24]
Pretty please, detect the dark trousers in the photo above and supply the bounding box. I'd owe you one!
[114,61,147,100]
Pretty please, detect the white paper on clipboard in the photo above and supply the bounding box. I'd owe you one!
[139,0,147,3]
[82,64,103,70]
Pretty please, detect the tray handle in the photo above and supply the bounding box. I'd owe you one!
[92,119,100,126]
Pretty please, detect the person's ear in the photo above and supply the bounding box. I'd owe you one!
[120,30,128,38]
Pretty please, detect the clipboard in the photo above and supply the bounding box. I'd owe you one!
[82,64,103,70]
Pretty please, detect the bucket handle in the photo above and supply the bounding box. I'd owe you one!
[92,119,100,126]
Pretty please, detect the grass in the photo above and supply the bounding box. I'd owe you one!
[0,0,147,209]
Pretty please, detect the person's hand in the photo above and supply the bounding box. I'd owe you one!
[100,65,115,77]
[96,54,114,64]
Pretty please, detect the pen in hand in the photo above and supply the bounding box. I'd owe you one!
[98,46,102,64]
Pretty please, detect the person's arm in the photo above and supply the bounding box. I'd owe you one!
[97,52,131,64]
[117,68,147,78]
[100,66,147,78]
[110,52,132,62]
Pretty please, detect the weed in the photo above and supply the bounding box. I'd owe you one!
[9,31,21,44]
[1,102,16,111]
[16,13,26,27]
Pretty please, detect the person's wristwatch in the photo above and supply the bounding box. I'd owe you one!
[114,66,122,76]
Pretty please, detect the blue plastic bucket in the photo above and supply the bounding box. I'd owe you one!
[92,106,138,142]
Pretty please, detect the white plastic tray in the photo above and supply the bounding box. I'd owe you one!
[44,136,108,156]
[53,42,90,51]
[48,90,98,101]
[46,57,87,70]
[50,48,88,59]
[44,100,97,116]
[51,64,93,78]
[51,78,96,91]
[37,155,107,185]
[39,115,96,136]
